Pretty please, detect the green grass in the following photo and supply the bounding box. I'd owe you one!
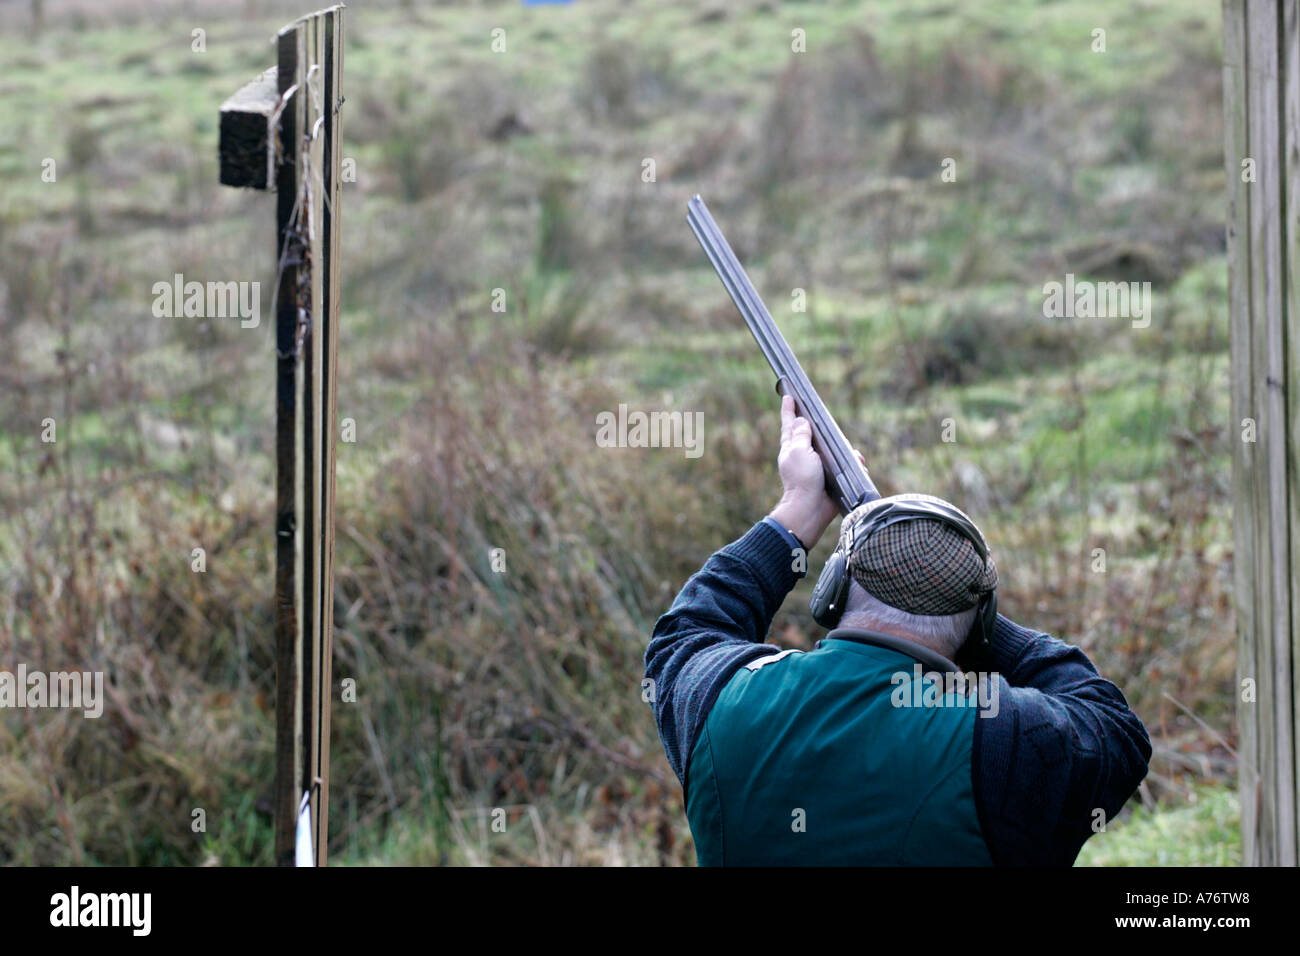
[1079,786,1241,866]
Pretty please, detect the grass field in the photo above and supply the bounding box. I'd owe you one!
[0,0,1238,865]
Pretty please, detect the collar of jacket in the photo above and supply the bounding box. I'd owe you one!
[820,627,961,675]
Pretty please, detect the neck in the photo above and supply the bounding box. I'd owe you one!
[839,612,944,656]
[826,624,961,674]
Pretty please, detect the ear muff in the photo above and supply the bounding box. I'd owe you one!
[810,547,851,628]
[812,496,998,652]
[970,588,996,651]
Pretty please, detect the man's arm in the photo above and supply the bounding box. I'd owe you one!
[645,395,844,787]
[645,519,803,784]
[971,613,1153,866]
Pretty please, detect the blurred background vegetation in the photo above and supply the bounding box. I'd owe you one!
[0,0,1236,865]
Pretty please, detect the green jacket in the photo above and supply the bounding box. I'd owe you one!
[685,631,991,866]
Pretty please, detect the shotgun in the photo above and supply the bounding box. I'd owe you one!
[686,194,879,515]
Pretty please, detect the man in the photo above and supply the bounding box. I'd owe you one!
[646,395,1151,866]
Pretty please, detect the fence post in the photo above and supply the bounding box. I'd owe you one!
[218,4,345,867]
[1223,0,1298,867]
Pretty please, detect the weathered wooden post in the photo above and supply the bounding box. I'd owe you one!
[218,5,345,866]
[1222,0,1298,866]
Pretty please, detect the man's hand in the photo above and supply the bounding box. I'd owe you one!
[767,394,847,550]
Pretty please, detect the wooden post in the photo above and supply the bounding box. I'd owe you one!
[1223,0,1298,867]
[218,5,345,867]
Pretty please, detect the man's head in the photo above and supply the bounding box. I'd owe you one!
[831,493,998,661]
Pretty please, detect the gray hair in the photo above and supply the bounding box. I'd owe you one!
[840,584,976,661]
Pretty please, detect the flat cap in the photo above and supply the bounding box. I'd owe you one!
[844,493,997,616]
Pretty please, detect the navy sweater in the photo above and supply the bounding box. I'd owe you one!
[646,519,1152,866]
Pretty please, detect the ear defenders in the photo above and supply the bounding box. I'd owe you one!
[809,496,997,652]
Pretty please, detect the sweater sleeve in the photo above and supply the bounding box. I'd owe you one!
[645,519,805,787]
[970,613,1153,866]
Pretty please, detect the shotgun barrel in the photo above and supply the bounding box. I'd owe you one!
[687,194,879,515]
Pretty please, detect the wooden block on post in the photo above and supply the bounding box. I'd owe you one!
[219,68,279,189]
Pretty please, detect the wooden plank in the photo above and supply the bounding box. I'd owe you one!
[299,9,318,872]
[314,4,344,868]
[1222,0,1258,866]
[1264,0,1297,867]
[304,7,327,870]
[1247,0,1296,866]
[1244,0,1277,867]
[298,9,321,872]
[272,19,304,868]
[1283,0,1300,868]
[219,68,279,189]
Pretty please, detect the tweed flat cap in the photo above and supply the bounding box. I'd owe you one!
[844,493,998,616]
